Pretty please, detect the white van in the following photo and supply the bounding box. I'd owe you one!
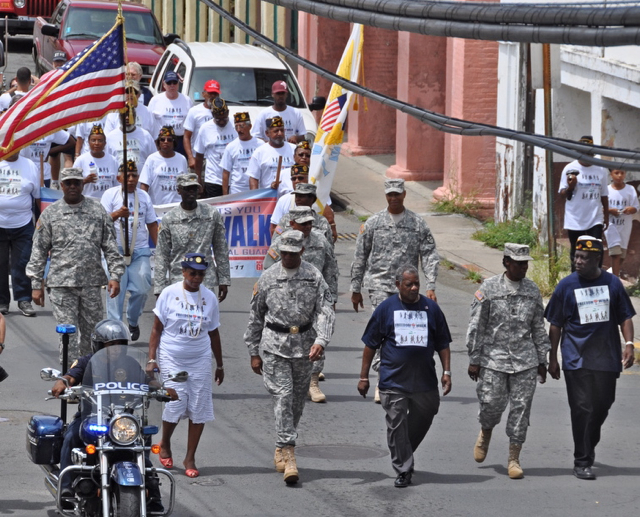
[149,40,325,140]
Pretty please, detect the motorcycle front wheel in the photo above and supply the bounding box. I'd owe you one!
[113,485,141,517]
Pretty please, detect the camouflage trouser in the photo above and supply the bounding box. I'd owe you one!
[262,350,313,448]
[476,367,538,444]
[48,286,104,366]
[311,350,325,374]
[369,290,396,372]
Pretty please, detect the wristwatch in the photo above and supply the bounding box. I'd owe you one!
[443,370,452,376]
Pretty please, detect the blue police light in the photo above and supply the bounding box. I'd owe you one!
[56,324,77,334]
[142,425,159,436]
[81,418,108,439]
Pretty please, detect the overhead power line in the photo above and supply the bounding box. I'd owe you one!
[198,0,640,170]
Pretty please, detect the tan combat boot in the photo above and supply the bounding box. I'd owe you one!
[274,447,285,473]
[282,445,299,484]
[308,373,326,403]
[474,428,492,463]
[508,443,524,479]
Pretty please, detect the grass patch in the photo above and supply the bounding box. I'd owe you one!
[357,215,369,222]
[431,192,481,217]
[464,269,483,284]
[528,246,571,297]
[625,282,640,298]
[472,217,538,250]
[440,258,455,270]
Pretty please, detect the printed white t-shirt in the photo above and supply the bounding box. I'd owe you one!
[20,130,71,181]
[251,106,306,142]
[73,152,119,199]
[604,183,640,249]
[246,142,295,189]
[101,186,157,250]
[0,156,40,228]
[220,136,261,194]
[106,126,157,172]
[139,151,188,205]
[147,92,193,136]
[558,160,609,230]
[193,120,237,185]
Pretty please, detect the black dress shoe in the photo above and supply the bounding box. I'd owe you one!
[129,325,140,341]
[573,466,596,480]
[394,471,412,488]
[60,488,75,510]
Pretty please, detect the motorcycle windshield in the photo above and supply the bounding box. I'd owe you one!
[81,345,161,427]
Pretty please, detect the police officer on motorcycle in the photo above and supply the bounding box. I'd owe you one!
[52,319,178,513]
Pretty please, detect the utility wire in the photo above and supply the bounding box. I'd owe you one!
[199,0,640,170]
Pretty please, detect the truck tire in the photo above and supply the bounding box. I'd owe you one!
[114,485,141,517]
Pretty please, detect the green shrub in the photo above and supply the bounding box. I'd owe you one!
[472,217,538,250]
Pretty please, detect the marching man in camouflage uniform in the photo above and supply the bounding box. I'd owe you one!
[275,183,334,247]
[154,173,230,300]
[245,229,335,485]
[26,168,125,359]
[264,206,338,403]
[466,243,550,479]
[351,178,439,401]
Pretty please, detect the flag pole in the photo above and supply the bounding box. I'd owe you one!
[117,0,130,260]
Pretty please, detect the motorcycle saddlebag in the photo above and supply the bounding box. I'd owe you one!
[26,414,64,465]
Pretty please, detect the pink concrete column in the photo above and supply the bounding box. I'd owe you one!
[433,33,498,212]
[387,32,446,181]
[342,26,398,156]
[297,13,351,123]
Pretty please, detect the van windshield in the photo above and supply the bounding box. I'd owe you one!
[188,67,306,108]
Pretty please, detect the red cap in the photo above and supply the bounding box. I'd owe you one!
[204,80,221,93]
[272,80,288,93]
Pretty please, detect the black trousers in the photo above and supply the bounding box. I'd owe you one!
[564,369,617,467]
[203,182,223,198]
[567,225,603,271]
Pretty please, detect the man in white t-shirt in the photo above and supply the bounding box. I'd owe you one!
[194,98,237,198]
[147,71,193,159]
[221,112,261,195]
[101,160,158,341]
[140,126,188,205]
[0,152,41,316]
[106,107,157,172]
[247,116,295,190]
[183,79,219,169]
[558,135,609,270]
[251,80,307,144]
[21,129,74,189]
[73,124,119,200]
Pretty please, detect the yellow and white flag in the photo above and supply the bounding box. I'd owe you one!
[309,23,364,210]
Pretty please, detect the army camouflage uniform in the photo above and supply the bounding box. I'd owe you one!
[154,203,230,295]
[351,208,439,370]
[466,273,550,443]
[244,260,335,447]
[275,211,333,248]
[26,197,125,360]
[264,228,339,375]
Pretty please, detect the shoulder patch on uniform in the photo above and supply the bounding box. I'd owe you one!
[36,218,43,230]
[267,248,280,260]
[252,282,259,297]
[275,225,284,235]
[70,360,78,369]
[474,290,485,302]
[359,223,365,234]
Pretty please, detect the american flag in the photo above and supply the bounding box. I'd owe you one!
[0,20,126,160]
[319,93,348,133]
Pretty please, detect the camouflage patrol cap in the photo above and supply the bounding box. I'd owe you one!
[575,235,603,253]
[279,229,304,253]
[176,173,201,189]
[60,167,84,182]
[289,206,315,224]
[503,243,534,261]
[295,183,317,196]
[384,178,405,194]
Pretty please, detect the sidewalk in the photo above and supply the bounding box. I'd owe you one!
[330,153,640,348]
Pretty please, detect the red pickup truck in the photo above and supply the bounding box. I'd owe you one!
[0,0,58,36]
[32,0,176,81]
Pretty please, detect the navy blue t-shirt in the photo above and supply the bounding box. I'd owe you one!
[544,270,635,372]
[361,294,451,393]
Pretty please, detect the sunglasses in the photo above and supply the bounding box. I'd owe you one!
[159,137,173,142]
[165,81,178,85]
[291,175,307,181]
[297,153,311,159]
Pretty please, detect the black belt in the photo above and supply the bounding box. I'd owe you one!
[266,322,313,335]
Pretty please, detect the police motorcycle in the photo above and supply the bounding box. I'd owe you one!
[26,321,188,516]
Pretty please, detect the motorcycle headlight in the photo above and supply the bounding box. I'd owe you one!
[109,415,139,445]
[14,0,26,8]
